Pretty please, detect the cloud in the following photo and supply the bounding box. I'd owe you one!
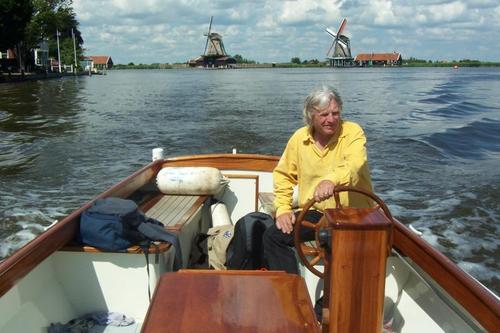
[73,0,500,63]
[372,0,398,26]
[426,1,467,22]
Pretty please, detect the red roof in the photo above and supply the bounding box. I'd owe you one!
[355,53,401,62]
[88,56,112,65]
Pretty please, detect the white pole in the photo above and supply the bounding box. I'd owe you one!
[56,29,61,73]
[72,28,77,74]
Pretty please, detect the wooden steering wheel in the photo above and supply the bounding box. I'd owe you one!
[293,185,393,278]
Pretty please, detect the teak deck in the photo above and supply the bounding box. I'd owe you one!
[141,270,320,333]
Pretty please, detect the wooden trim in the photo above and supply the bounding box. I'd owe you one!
[60,242,171,254]
[178,269,287,276]
[0,160,162,298]
[223,173,259,212]
[393,219,500,332]
[162,153,279,172]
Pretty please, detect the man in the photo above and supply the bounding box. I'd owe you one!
[263,85,373,274]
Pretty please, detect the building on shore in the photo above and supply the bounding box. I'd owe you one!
[0,49,17,72]
[33,40,49,70]
[354,52,402,66]
[88,56,113,70]
[82,56,113,73]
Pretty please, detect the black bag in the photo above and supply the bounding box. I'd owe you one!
[80,197,182,270]
[188,233,210,268]
[226,212,274,270]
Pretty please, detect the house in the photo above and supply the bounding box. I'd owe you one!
[80,57,94,72]
[88,56,113,70]
[33,40,49,69]
[354,52,402,66]
[0,49,17,72]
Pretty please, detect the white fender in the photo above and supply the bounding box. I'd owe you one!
[210,202,232,227]
[156,167,228,195]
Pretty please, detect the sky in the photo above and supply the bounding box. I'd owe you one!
[73,0,500,64]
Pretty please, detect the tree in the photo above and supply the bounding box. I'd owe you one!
[291,57,301,64]
[232,54,256,64]
[25,0,84,69]
[0,0,33,50]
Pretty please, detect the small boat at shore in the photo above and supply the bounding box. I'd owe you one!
[0,153,498,332]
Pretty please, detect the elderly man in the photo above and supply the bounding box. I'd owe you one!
[263,85,373,274]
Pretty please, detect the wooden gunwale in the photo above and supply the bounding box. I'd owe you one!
[392,219,499,331]
[161,153,279,171]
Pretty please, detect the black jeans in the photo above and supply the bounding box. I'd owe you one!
[263,210,323,274]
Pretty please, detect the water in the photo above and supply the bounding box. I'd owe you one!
[1,68,499,294]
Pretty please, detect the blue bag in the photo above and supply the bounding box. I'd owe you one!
[80,197,182,270]
[80,197,143,251]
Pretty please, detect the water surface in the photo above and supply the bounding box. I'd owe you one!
[1,67,499,294]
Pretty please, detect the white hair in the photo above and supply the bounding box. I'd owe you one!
[303,85,343,126]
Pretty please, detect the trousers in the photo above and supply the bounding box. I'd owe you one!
[263,210,323,274]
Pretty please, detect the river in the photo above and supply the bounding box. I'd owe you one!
[0,67,499,294]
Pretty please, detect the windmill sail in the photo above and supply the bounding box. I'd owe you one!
[203,16,213,55]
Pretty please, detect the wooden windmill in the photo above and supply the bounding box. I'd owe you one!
[325,18,353,67]
[203,16,228,57]
[188,16,236,68]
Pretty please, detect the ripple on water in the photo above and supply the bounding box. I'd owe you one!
[425,118,500,159]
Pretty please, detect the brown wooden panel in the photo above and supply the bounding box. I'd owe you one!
[393,219,500,332]
[141,270,319,333]
[0,160,162,298]
[162,153,279,172]
[328,229,389,333]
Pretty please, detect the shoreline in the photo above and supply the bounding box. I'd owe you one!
[113,62,500,70]
[3,63,500,83]
[0,71,90,84]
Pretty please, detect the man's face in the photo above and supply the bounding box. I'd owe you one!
[312,100,341,139]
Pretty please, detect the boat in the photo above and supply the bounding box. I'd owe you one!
[0,153,498,332]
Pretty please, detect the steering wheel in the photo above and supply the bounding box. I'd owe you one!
[294,185,393,278]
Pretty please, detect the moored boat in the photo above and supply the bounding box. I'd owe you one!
[0,153,498,332]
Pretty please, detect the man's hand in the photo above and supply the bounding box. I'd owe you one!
[276,211,296,234]
[314,180,335,202]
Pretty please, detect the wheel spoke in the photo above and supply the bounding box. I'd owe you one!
[302,221,316,229]
[310,254,322,266]
[294,199,326,279]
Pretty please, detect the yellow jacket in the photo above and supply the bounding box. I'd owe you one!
[273,121,373,216]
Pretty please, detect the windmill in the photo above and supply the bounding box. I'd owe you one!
[203,16,228,57]
[325,18,353,67]
[188,16,236,68]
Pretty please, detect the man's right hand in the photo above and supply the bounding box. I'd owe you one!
[276,212,296,234]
